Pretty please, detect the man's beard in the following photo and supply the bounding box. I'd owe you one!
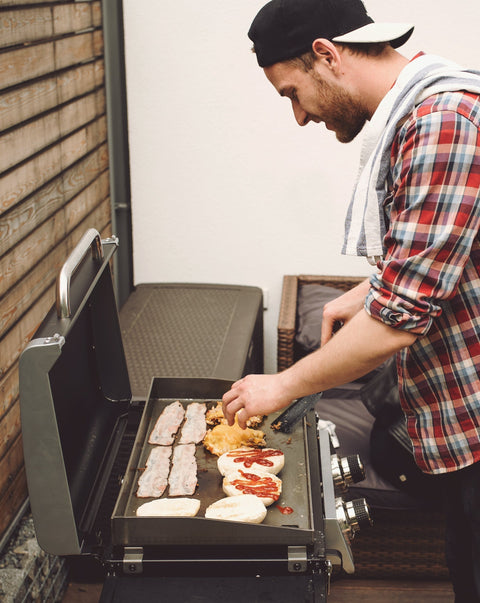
[312,75,369,143]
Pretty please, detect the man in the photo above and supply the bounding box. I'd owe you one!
[222,0,480,600]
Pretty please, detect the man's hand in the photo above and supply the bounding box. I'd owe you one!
[321,278,371,346]
[222,374,295,429]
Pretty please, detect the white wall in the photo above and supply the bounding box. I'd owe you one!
[122,0,480,373]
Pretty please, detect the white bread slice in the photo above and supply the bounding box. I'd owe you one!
[205,494,267,523]
[217,447,284,476]
[136,497,200,517]
[222,468,282,506]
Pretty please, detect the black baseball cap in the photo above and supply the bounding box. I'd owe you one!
[248,0,414,67]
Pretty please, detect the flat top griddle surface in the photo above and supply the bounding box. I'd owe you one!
[119,398,312,528]
[111,394,321,547]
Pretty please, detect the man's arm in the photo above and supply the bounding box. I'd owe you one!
[320,277,371,345]
[222,308,416,428]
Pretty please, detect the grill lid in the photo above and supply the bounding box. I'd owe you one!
[20,230,131,555]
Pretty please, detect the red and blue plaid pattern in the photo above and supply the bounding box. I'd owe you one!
[366,90,480,474]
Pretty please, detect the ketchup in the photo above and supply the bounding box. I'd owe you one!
[230,470,280,500]
[276,505,294,515]
[230,448,283,468]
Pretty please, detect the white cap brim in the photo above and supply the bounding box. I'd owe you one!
[332,22,414,48]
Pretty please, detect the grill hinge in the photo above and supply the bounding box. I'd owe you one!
[287,545,308,573]
[123,546,144,575]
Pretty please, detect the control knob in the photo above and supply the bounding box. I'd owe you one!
[335,497,373,540]
[331,454,366,493]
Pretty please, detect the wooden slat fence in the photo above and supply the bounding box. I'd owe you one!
[0,0,112,543]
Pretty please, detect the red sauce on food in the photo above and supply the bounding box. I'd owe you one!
[229,448,283,468]
[230,470,280,501]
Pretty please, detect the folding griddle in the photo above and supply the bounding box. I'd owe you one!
[19,230,370,602]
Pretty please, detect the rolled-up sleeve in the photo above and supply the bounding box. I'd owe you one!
[365,95,480,336]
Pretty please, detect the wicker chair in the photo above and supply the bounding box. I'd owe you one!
[277,275,449,579]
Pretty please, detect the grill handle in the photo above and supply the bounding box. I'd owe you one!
[56,228,104,318]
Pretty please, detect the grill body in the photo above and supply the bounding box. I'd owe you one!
[19,232,360,602]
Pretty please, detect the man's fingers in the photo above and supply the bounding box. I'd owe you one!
[320,314,335,347]
[236,408,248,430]
[222,397,244,425]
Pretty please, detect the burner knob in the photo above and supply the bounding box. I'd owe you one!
[331,454,366,493]
[341,455,366,485]
[335,497,372,540]
[345,498,373,533]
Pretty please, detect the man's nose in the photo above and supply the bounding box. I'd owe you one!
[292,101,310,126]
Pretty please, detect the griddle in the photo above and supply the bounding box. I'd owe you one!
[112,391,319,547]
[19,229,369,602]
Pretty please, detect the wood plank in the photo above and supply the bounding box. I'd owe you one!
[0,0,62,5]
[62,141,109,201]
[54,31,95,71]
[0,433,23,502]
[0,239,69,338]
[0,402,21,466]
[328,578,454,603]
[60,115,107,170]
[0,285,55,380]
[0,42,55,91]
[94,57,105,87]
[1,117,107,215]
[53,2,93,36]
[65,171,110,232]
[0,196,111,375]
[93,28,103,56]
[57,61,97,105]
[0,175,64,258]
[0,466,27,540]
[70,198,112,251]
[0,145,108,256]
[58,90,99,137]
[0,7,53,49]
[0,62,98,132]
[0,89,103,173]
[0,111,60,173]
[92,1,102,28]
[0,75,57,134]
[0,209,66,299]
[1,31,102,91]
[0,365,19,416]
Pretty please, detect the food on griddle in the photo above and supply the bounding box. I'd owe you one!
[205,402,224,426]
[136,497,200,517]
[217,447,284,475]
[203,420,266,456]
[136,445,172,498]
[222,468,282,506]
[206,402,264,428]
[205,494,267,523]
[148,401,185,446]
[178,402,207,444]
[168,443,198,496]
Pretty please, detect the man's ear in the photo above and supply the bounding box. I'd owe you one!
[311,38,342,71]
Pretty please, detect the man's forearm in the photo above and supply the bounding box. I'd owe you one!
[278,308,416,399]
[222,307,416,428]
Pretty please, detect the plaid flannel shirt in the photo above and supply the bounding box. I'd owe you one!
[365,90,480,474]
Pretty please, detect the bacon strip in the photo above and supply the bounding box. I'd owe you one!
[168,444,197,496]
[178,402,207,444]
[136,446,172,498]
[148,401,185,445]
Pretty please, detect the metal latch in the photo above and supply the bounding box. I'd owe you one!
[123,547,144,575]
[288,546,308,573]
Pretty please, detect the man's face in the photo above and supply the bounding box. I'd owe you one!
[264,59,369,143]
